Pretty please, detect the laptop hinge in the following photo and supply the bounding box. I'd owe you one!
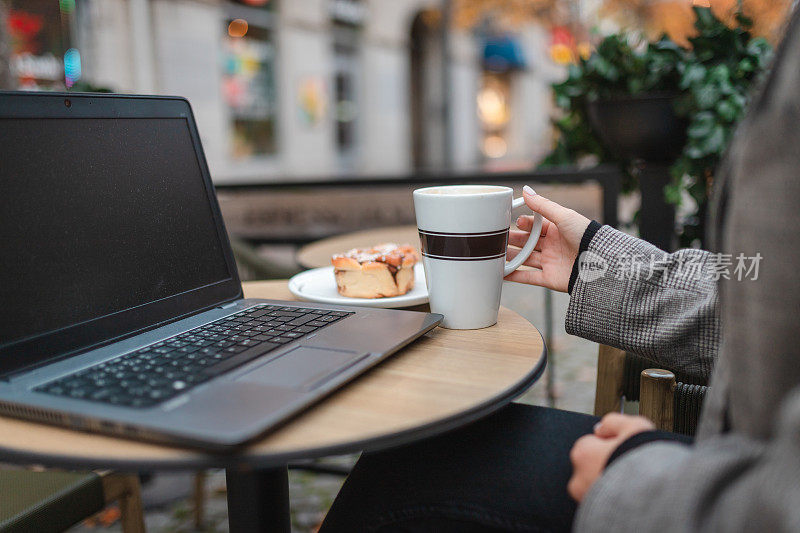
[219,301,238,309]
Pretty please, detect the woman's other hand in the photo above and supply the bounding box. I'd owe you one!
[505,186,591,293]
[568,413,655,502]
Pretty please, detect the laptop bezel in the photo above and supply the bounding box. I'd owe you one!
[0,92,243,377]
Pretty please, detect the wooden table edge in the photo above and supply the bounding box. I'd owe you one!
[0,343,546,471]
[0,294,547,471]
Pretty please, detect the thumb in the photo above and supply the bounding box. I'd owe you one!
[523,186,569,224]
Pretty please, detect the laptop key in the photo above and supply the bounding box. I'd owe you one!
[202,342,281,378]
[287,314,322,326]
[237,339,260,347]
[223,345,247,354]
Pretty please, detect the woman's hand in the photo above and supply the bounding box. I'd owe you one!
[568,413,655,502]
[505,186,591,293]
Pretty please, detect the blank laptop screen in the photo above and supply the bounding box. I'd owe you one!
[0,117,231,349]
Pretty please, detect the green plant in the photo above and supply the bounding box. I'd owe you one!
[542,7,773,246]
[667,8,772,244]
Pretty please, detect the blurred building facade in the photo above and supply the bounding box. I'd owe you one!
[1,0,564,183]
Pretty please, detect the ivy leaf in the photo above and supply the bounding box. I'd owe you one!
[592,57,620,82]
[686,145,706,159]
[699,125,726,154]
[694,84,720,109]
[680,64,706,89]
[687,112,716,138]
[716,99,737,122]
[737,57,755,74]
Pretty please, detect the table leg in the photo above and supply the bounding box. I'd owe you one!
[226,466,291,533]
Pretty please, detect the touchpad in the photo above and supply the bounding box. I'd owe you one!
[235,346,367,390]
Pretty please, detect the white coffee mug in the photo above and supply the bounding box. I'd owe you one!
[413,185,542,329]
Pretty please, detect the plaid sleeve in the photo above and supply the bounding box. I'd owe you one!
[565,226,720,380]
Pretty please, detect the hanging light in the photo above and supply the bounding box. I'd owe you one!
[228,19,249,38]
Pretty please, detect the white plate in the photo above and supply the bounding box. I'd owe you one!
[288,264,428,308]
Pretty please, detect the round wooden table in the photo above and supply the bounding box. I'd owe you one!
[0,281,546,532]
[296,225,420,268]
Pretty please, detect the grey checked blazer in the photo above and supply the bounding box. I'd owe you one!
[570,9,800,532]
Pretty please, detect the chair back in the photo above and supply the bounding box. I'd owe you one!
[673,382,708,436]
[595,345,709,436]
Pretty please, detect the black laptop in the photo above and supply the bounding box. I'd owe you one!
[0,92,441,450]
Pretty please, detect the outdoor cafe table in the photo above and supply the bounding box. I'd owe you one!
[0,280,546,532]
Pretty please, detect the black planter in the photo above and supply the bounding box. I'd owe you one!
[586,93,686,251]
[586,93,687,162]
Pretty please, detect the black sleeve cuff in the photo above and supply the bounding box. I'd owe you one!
[567,220,602,295]
[605,430,691,469]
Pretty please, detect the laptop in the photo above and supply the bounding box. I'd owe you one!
[0,92,442,450]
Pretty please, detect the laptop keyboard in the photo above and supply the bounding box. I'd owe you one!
[35,304,354,408]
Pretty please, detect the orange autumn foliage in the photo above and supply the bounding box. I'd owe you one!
[602,0,791,46]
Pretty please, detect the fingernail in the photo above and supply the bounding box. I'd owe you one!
[593,422,602,433]
[523,185,536,196]
[515,216,524,227]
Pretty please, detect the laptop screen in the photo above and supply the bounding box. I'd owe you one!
[0,111,238,371]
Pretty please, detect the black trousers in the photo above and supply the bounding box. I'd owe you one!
[320,403,600,533]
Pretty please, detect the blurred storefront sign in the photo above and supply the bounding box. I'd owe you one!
[297,76,327,126]
[5,0,75,90]
[482,35,526,71]
[11,52,61,82]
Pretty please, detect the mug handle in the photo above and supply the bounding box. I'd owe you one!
[504,197,543,277]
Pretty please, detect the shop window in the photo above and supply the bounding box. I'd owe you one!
[332,22,360,158]
[222,4,277,158]
[478,72,511,159]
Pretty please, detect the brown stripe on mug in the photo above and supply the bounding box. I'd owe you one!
[419,229,508,261]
